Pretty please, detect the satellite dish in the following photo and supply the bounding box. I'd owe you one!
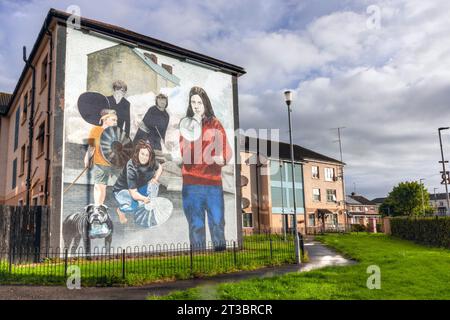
[241,197,250,210]
[241,175,249,187]
[100,126,133,167]
[77,92,111,126]
[179,117,201,142]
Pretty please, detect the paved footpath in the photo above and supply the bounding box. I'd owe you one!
[0,240,354,300]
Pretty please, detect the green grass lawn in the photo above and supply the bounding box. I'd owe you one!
[0,235,298,286]
[153,233,450,300]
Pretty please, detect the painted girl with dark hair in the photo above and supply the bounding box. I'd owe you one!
[113,140,163,227]
[179,86,232,250]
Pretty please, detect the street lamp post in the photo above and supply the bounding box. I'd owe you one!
[438,127,450,216]
[433,187,438,214]
[419,178,425,215]
[284,90,301,265]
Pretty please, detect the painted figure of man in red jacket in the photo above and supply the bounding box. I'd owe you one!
[179,86,232,251]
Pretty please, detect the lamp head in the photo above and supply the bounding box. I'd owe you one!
[284,90,292,106]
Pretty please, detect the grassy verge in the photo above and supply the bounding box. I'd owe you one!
[152,233,450,300]
[0,235,299,286]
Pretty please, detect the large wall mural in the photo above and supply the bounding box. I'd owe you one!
[62,28,237,251]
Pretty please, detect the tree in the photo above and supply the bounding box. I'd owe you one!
[381,181,433,216]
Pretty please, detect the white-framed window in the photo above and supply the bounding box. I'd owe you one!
[312,166,319,179]
[324,167,335,182]
[242,212,253,228]
[308,213,315,226]
[313,188,321,201]
[326,189,337,202]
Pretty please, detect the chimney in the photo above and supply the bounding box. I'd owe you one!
[162,63,173,74]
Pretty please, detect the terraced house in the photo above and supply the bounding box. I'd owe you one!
[0,9,245,251]
[346,193,381,230]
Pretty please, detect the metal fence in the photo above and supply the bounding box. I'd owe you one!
[0,235,296,286]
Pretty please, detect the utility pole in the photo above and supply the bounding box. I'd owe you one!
[433,187,438,215]
[332,127,347,232]
[419,178,425,215]
[438,127,450,216]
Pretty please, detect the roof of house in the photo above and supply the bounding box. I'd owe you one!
[429,193,450,201]
[0,92,12,114]
[2,8,246,116]
[371,197,387,204]
[240,135,344,165]
[345,195,361,205]
[347,194,375,205]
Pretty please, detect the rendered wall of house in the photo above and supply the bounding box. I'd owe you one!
[60,27,239,249]
[301,160,346,231]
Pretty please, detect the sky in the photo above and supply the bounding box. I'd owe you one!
[1,0,450,199]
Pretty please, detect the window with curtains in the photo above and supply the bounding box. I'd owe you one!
[313,188,321,201]
[308,213,315,226]
[22,93,28,124]
[242,213,253,228]
[270,159,304,214]
[324,167,335,182]
[326,189,337,202]
[312,166,319,179]
[14,107,20,151]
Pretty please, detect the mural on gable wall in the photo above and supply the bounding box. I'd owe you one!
[62,28,237,253]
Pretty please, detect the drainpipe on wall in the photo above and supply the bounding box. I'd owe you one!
[44,24,53,206]
[23,46,36,208]
[255,141,261,232]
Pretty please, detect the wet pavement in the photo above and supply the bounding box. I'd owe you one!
[0,240,354,300]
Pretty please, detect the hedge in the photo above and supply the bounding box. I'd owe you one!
[390,216,450,248]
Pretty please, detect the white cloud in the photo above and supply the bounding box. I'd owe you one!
[2,0,450,198]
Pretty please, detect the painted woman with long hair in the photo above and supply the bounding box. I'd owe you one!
[113,140,163,227]
[179,86,232,250]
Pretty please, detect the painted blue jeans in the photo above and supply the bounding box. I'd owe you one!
[182,184,226,250]
[114,183,159,227]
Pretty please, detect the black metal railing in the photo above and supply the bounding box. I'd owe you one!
[0,235,296,286]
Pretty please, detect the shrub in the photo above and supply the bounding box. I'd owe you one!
[351,224,366,232]
[390,216,450,248]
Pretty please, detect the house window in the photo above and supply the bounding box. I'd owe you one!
[36,122,45,155]
[308,213,315,226]
[312,166,319,179]
[324,167,335,182]
[41,55,48,88]
[14,106,20,151]
[12,158,17,189]
[313,188,321,201]
[20,144,26,175]
[22,93,28,123]
[32,197,38,206]
[326,189,337,202]
[18,199,23,206]
[243,213,253,228]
